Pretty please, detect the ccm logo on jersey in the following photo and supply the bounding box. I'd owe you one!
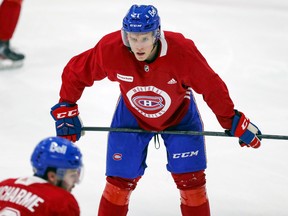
[173,150,199,159]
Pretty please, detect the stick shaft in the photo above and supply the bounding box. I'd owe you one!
[82,127,288,140]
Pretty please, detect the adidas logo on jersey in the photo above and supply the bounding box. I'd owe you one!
[167,78,177,84]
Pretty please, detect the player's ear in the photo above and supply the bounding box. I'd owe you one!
[47,171,57,185]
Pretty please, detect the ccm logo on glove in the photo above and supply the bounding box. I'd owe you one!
[240,118,249,131]
[227,110,262,148]
[55,109,78,119]
[50,102,83,142]
[51,104,79,120]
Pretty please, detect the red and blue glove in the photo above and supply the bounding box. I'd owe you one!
[50,102,83,142]
[226,110,261,148]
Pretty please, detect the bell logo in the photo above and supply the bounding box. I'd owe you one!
[49,142,67,154]
[173,150,199,159]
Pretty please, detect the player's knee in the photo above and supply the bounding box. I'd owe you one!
[103,176,141,206]
[172,170,208,206]
[172,170,206,190]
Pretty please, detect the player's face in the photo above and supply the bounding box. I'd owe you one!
[127,32,155,61]
[58,168,82,192]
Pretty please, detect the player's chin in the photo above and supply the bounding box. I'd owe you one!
[67,186,74,192]
[135,53,147,61]
[63,184,75,192]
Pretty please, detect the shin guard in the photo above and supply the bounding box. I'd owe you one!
[172,170,210,216]
[180,185,210,216]
[102,181,132,206]
[98,176,140,216]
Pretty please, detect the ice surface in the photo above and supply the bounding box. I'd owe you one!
[1,0,288,215]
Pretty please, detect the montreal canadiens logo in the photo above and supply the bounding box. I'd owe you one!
[113,153,122,161]
[132,96,164,111]
[126,86,171,118]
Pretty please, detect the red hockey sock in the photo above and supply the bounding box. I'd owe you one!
[98,176,141,216]
[0,0,22,40]
[180,201,210,216]
[98,195,128,216]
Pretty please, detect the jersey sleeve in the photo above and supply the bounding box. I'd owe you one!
[59,42,108,103]
[182,40,235,129]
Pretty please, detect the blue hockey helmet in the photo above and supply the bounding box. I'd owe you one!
[122,5,161,47]
[30,136,83,177]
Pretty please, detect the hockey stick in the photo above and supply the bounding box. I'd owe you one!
[82,126,288,140]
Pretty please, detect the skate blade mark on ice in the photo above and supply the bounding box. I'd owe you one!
[0,58,24,70]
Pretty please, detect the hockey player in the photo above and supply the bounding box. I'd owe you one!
[0,136,83,215]
[0,0,25,69]
[50,4,261,216]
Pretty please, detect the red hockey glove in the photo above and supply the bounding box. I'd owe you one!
[50,102,83,142]
[226,110,261,148]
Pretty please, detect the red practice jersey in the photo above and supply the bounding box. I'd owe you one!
[60,30,235,130]
[0,176,80,216]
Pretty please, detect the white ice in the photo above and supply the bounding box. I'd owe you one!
[0,0,288,215]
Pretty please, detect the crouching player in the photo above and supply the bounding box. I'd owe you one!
[0,136,83,215]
